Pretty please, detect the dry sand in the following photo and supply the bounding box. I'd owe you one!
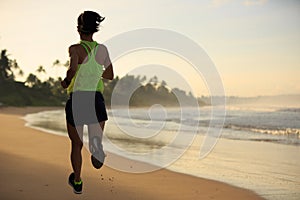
[0,107,264,200]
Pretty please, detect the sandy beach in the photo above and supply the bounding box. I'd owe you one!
[0,107,263,200]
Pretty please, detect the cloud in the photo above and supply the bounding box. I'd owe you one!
[243,0,268,6]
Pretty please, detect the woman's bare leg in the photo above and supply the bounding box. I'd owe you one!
[88,121,105,169]
[67,123,83,182]
[88,121,105,147]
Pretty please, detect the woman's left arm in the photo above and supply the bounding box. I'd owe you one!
[61,45,79,88]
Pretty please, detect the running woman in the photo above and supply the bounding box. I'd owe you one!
[61,10,114,194]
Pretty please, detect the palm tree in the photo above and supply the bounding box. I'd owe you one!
[0,50,24,82]
[0,50,13,82]
[53,59,69,67]
[149,76,158,87]
[26,73,41,88]
[36,65,46,74]
[18,69,24,77]
[52,59,60,66]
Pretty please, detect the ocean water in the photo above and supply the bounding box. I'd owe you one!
[24,105,300,200]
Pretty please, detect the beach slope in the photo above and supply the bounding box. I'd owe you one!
[0,107,263,200]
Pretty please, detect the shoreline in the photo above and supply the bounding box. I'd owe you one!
[0,107,263,199]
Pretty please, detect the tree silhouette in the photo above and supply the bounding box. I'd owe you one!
[26,73,41,88]
[0,48,206,107]
[18,69,24,77]
[0,50,15,82]
[52,59,60,66]
[36,65,46,74]
[53,59,69,67]
[0,50,24,82]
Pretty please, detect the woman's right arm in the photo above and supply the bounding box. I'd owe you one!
[102,64,114,80]
[101,46,114,80]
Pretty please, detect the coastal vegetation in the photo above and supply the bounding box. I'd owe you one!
[0,49,205,107]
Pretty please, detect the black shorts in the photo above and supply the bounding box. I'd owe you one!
[65,91,108,127]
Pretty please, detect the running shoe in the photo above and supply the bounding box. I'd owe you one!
[90,136,105,169]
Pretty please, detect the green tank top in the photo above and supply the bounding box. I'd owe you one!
[67,40,105,94]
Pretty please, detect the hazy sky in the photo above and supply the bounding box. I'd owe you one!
[0,0,299,97]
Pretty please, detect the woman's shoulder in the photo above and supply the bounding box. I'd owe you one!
[96,43,109,55]
[95,43,110,61]
[69,43,82,50]
[96,43,108,51]
[68,44,82,54]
